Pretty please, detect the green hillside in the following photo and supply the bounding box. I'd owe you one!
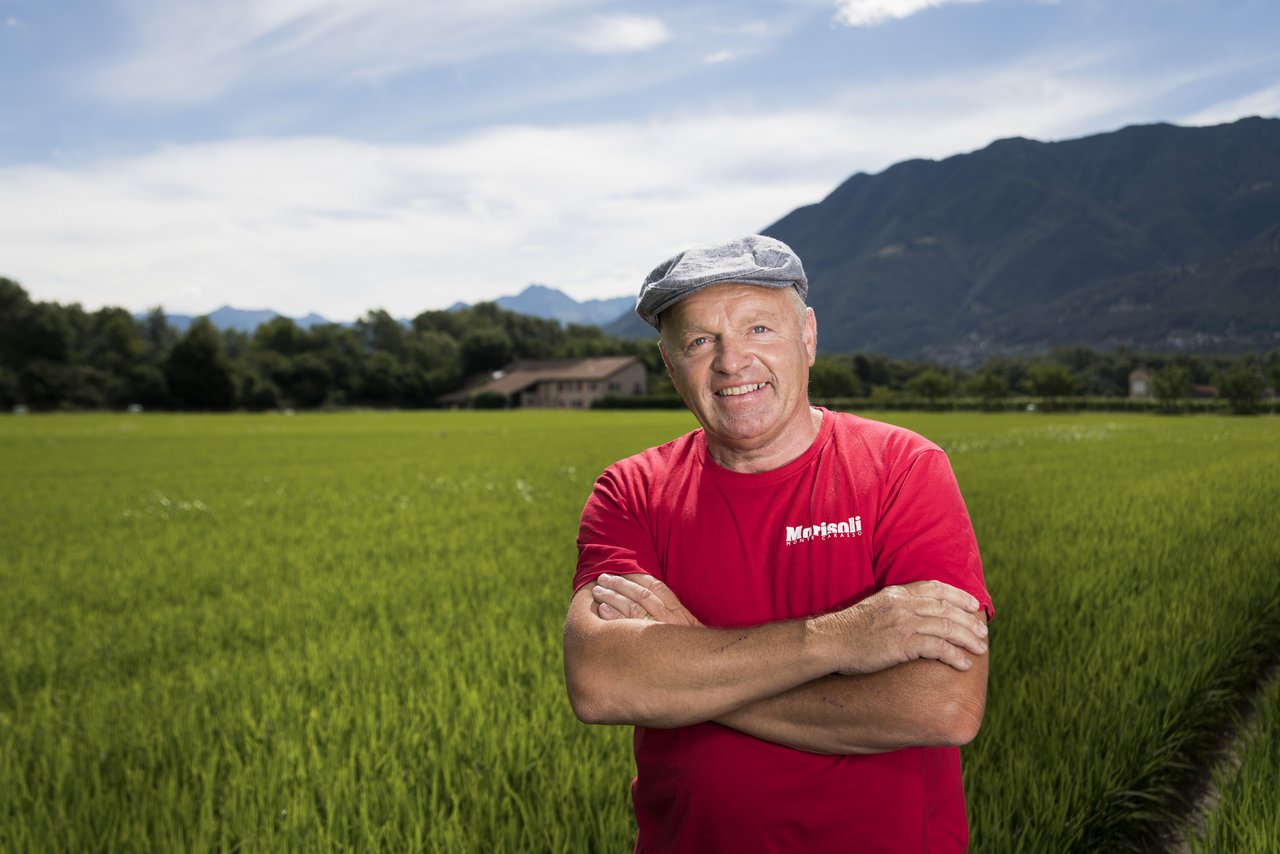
[608,117,1280,364]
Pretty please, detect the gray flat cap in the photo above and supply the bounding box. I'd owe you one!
[636,235,808,329]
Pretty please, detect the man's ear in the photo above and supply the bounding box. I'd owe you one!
[804,307,817,366]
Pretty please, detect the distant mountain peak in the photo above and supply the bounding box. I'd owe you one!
[454,283,633,327]
[137,306,334,334]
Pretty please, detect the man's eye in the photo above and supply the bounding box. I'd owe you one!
[689,336,709,348]
[751,325,768,334]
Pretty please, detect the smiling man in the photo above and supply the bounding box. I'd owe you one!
[563,235,993,853]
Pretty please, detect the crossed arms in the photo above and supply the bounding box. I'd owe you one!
[563,573,989,755]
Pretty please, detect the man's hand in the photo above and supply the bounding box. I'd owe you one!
[819,581,987,674]
[592,573,985,674]
[591,573,703,627]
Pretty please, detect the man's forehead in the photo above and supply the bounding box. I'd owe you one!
[663,282,797,325]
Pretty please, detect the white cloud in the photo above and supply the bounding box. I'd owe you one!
[832,0,988,27]
[90,0,602,102]
[0,122,841,319]
[1179,83,1280,127]
[703,49,740,64]
[564,14,672,54]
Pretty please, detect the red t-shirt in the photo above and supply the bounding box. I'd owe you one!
[575,409,992,853]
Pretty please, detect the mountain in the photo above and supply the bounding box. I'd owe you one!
[456,284,633,327]
[144,306,336,334]
[607,117,1280,364]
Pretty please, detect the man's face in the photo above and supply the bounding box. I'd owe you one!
[659,283,816,458]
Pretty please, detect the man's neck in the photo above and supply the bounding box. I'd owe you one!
[706,407,824,473]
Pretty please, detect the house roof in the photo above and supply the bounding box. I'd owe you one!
[461,356,643,398]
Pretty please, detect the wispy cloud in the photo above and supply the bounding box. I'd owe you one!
[832,0,989,27]
[1179,82,1280,127]
[564,14,671,54]
[89,0,604,102]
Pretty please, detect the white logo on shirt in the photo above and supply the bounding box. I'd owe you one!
[785,516,862,545]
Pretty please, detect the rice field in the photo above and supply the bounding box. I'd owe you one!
[1192,671,1280,853]
[1,409,1277,852]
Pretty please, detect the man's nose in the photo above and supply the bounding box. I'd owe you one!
[713,337,752,375]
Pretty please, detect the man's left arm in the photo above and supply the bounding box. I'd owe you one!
[715,627,987,754]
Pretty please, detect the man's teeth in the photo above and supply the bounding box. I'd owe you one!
[717,383,766,397]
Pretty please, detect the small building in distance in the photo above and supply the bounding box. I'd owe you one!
[1128,368,1151,399]
[1130,366,1218,400]
[445,356,648,408]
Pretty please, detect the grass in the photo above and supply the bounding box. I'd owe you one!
[1,410,1277,851]
[1192,671,1280,853]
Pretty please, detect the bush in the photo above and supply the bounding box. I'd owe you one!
[470,390,509,409]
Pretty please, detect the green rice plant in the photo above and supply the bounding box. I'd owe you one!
[0,411,1277,851]
[909,414,1280,851]
[0,411,695,852]
[1191,672,1280,853]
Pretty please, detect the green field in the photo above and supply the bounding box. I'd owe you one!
[2,410,1278,852]
[1193,669,1280,853]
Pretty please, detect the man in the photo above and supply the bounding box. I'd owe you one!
[563,235,992,853]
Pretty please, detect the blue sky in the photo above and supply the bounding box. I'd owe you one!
[2,0,1278,321]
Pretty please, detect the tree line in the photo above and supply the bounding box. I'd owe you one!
[2,277,1276,413]
[0,277,661,411]
[806,348,1279,414]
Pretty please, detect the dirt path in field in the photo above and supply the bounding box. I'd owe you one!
[1165,664,1278,853]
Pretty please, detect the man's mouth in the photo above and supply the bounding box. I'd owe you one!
[715,382,767,397]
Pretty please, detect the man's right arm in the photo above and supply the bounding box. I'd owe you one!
[562,574,987,730]
[564,584,829,728]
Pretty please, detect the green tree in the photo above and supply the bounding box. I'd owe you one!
[461,326,514,376]
[853,353,891,388]
[239,371,281,411]
[1150,365,1192,411]
[905,369,955,406]
[356,310,407,357]
[1216,364,1264,415]
[0,278,33,363]
[403,331,463,402]
[0,365,19,408]
[307,324,366,402]
[140,307,178,359]
[286,352,334,408]
[964,372,1009,409]
[164,318,235,409]
[126,364,169,408]
[361,351,407,405]
[253,317,306,356]
[1022,361,1081,407]
[808,356,863,398]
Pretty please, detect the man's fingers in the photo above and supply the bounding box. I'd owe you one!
[917,615,988,658]
[598,574,668,618]
[919,598,989,642]
[597,600,624,620]
[592,573,701,627]
[907,579,982,613]
[834,582,988,675]
[592,581,649,620]
[909,635,974,672]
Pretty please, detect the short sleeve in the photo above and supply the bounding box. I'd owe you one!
[873,449,993,620]
[573,465,662,593]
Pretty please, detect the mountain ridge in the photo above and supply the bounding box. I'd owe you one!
[606,116,1280,363]
[144,285,631,334]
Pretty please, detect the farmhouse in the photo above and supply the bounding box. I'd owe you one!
[447,356,648,408]
[1129,368,1219,400]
